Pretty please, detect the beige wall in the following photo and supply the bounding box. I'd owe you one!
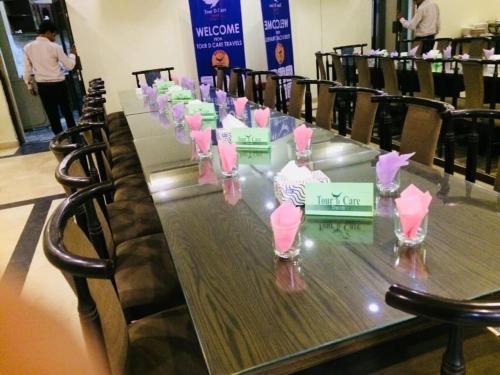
[436,0,500,37]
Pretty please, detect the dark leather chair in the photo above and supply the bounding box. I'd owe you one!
[43,185,207,374]
[386,284,500,375]
[131,67,175,87]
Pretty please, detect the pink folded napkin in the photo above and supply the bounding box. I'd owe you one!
[422,52,431,60]
[254,107,270,128]
[185,113,203,131]
[234,97,248,117]
[157,94,168,111]
[191,128,212,154]
[293,124,313,153]
[216,90,227,106]
[218,143,238,174]
[172,103,185,122]
[460,53,470,60]
[140,83,148,94]
[182,77,195,90]
[395,184,432,239]
[275,260,306,293]
[270,202,302,254]
[200,83,210,100]
[376,151,415,186]
[390,51,399,58]
[484,48,495,59]
[146,86,157,99]
[409,46,419,57]
[443,46,452,59]
[223,178,242,206]
[198,160,218,185]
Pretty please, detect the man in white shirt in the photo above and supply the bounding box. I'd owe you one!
[398,0,440,54]
[23,20,77,135]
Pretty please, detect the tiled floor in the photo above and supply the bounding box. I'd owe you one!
[0,149,84,350]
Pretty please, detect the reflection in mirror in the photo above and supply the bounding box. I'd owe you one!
[393,242,429,280]
[274,258,306,294]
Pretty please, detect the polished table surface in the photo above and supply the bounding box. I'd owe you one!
[120,89,500,374]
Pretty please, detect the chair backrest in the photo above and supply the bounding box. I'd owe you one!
[410,40,423,57]
[380,57,399,95]
[331,54,346,85]
[316,82,336,130]
[46,188,129,375]
[228,70,238,95]
[386,284,500,374]
[467,38,489,59]
[244,74,254,101]
[354,56,371,88]
[247,71,276,107]
[400,101,446,165]
[415,59,435,99]
[315,52,328,80]
[214,66,227,90]
[435,38,453,53]
[287,79,306,118]
[263,73,277,109]
[332,87,383,144]
[495,159,500,193]
[131,67,174,87]
[461,62,485,109]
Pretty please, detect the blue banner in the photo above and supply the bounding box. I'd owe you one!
[260,0,294,75]
[188,0,246,85]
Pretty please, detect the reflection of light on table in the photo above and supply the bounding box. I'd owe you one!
[304,239,315,249]
[368,303,380,313]
[239,176,247,182]
[265,201,275,210]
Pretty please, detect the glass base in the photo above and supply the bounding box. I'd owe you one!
[274,247,301,259]
[395,228,426,246]
[197,151,212,159]
[221,168,239,178]
[377,182,400,196]
[296,149,312,159]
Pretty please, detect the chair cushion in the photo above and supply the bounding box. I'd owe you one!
[128,305,208,375]
[111,154,143,181]
[107,111,125,122]
[110,141,137,161]
[110,127,133,146]
[114,174,150,202]
[115,233,184,313]
[108,198,162,245]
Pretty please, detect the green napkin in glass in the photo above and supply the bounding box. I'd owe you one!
[156,81,175,94]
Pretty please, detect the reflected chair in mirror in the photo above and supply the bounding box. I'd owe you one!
[43,187,207,375]
[354,55,372,88]
[132,67,175,87]
[372,95,453,165]
[247,70,278,108]
[228,67,251,97]
[297,79,340,130]
[333,44,367,85]
[330,87,384,144]
[443,109,500,186]
[271,75,306,118]
[379,57,400,96]
[386,284,500,375]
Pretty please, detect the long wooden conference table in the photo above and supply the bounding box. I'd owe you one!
[119,89,500,374]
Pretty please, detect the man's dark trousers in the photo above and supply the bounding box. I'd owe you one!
[37,80,76,135]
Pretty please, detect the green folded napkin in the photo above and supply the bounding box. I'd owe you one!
[186,100,217,116]
[156,81,176,93]
[171,90,194,103]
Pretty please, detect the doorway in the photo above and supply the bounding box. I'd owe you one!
[372,0,413,51]
[0,0,84,146]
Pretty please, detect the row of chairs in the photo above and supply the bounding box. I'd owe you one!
[44,78,207,374]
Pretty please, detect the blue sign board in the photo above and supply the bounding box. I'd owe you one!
[260,0,294,75]
[188,0,246,85]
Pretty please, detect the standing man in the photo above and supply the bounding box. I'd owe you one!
[398,0,440,54]
[23,20,77,135]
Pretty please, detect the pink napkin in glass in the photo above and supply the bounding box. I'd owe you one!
[422,52,431,60]
[390,51,399,58]
[217,142,238,174]
[157,94,168,111]
[395,184,432,239]
[185,113,203,131]
[191,128,212,154]
[198,160,218,185]
[234,97,248,117]
[443,46,452,59]
[409,46,419,57]
[200,83,210,100]
[140,83,148,94]
[293,124,313,153]
[172,103,185,122]
[270,202,302,254]
[460,53,470,60]
[254,107,270,128]
[171,73,179,84]
[175,125,190,144]
[183,78,195,90]
[146,86,157,99]
[223,178,242,206]
[216,90,227,106]
[484,48,495,59]
[376,151,415,186]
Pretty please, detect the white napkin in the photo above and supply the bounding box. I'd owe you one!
[222,114,246,129]
[278,161,314,182]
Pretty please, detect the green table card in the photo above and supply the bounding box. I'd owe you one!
[305,183,374,217]
[231,128,271,150]
[238,150,271,165]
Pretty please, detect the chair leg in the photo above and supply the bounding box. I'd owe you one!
[484,120,494,175]
[441,325,465,375]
